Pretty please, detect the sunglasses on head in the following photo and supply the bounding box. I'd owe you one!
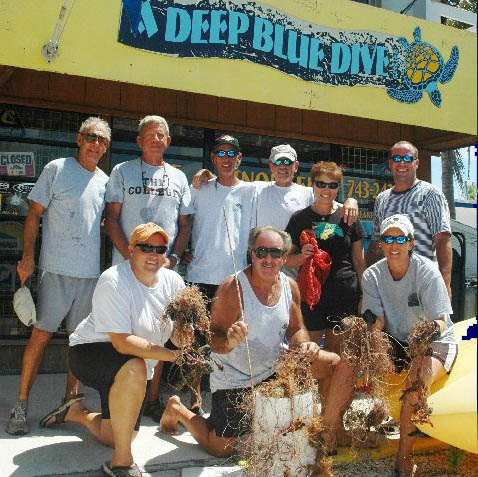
[82,133,109,146]
[391,154,415,163]
[135,243,168,254]
[252,246,286,259]
[381,235,410,244]
[313,180,339,189]
[214,149,238,158]
[272,157,294,166]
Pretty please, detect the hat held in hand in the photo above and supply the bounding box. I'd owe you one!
[13,286,36,327]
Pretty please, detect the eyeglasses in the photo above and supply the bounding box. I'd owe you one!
[252,247,286,259]
[214,149,238,158]
[82,133,109,146]
[381,235,410,244]
[391,154,415,163]
[135,243,168,254]
[313,180,339,189]
[272,157,294,166]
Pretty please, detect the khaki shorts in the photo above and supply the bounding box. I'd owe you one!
[35,272,97,333]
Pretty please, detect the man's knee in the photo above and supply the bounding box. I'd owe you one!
[117,358,147,385]
[312,349,341,378]
[30,327,53,345]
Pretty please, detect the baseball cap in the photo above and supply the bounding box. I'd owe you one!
[213,135,241,152]
[129,222,169,247]
[13,286,36,327]
[269,144,297,163]
[380,214,414,237]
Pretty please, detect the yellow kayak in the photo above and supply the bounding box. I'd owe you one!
[386,318,477,454]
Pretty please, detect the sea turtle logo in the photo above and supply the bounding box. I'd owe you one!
[387,26,459,108]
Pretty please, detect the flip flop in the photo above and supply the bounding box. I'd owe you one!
[40,394,85,428]
[102,461,142,477]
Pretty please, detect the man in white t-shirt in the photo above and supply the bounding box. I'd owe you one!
[182,135,256,413]
[6,117,110,436]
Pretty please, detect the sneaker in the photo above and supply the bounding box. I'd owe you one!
[5,401,29,435]
[143,399,165,423]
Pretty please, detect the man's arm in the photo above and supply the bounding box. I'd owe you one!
[105,202,130,260]
[342,197,359,226]
[167,214,191,269]
[191,169,216,189]
[17,201,45,286]
[286,279,320,361]
[210,277,247,354]
[433,232,452,300]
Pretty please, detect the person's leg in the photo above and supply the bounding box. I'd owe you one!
[148,361,164,403]
[108,358,147,468]
[311,349,356,452]
[17,327,53,400]
[160,395,236,457]
[396,356,446,475]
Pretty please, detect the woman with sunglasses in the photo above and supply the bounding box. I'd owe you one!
[361,214,456,477]
[49,223,188,477]
[285,161,366,452]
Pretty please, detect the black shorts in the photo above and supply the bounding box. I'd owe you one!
[301,275,360,331]
[206,388,250,439]
[70,342,149,431]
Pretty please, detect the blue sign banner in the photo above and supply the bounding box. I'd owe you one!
[118,0,459,107]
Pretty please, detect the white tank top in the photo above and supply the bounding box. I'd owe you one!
[209,269,292,393]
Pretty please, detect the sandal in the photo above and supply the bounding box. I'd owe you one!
[189,405,205,417]
[102,461,142,477]
[40,394,84,428]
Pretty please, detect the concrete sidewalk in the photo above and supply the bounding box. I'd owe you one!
[0,373,238,477]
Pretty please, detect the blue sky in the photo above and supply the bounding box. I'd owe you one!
[430,148,477,199]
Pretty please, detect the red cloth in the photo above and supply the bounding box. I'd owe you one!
[297,229,332,309]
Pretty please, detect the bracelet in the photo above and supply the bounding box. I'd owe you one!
[169,253,180,264]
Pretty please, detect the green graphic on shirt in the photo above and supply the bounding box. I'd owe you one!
[312,222,344,240]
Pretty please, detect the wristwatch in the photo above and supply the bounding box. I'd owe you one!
[169,253,180,264]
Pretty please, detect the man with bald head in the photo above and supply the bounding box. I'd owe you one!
[366,140,452,298]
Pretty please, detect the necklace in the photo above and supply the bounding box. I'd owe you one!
[140,158,170,193]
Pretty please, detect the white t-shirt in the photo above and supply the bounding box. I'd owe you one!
[29,157,108,278]
[184,179,256,285]
[254,182,314,229]
[69,261,185,379]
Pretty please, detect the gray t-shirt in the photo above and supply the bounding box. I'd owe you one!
[372,180,451,260]
[28,157,108,278]
[69,261,185,379]
[361,253,455,344]
[184,179,256,285]
[106,159,191,264]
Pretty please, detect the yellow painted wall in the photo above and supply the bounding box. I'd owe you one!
[0,0,476,135]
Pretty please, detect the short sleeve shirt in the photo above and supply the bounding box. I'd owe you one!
[286,206,365,280]
[372,181,451,260]
[105,159,191,264]
[28,157,108,278]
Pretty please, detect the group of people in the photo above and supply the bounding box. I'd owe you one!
[5,114,456,477]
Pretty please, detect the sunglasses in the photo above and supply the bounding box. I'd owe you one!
[252,247,286,259]
[313,180,339,189]
[272,157,294,166]
[214,149,238,158]
[391,154,415,163]
[381,235,410,244]
[135,243,168,254]
[82,133,109,145]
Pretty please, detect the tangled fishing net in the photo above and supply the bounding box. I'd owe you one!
[164,285,212,394]
[238,349,334,477]
[339,315,394,444]
[400,319,440,425]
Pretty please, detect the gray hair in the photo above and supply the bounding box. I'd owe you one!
[138,115,170,136]
[248,226,292,253]
[79,117,111,140]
